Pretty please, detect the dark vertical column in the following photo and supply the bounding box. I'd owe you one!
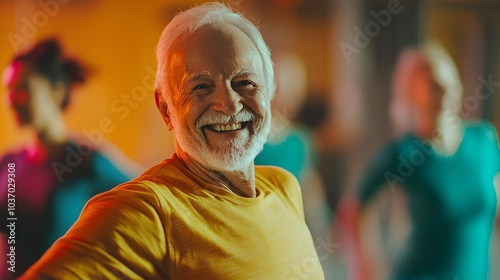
[363,0,423,148]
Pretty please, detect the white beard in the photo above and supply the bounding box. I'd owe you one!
[172,108,271,172]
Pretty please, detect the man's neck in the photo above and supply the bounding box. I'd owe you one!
[178,153,257,198]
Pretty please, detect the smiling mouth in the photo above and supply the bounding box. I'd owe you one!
[205,121,250,132]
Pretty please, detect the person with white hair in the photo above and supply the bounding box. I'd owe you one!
[20,2,324,279]
[339,42,500,280]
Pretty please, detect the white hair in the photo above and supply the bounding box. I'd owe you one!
[391,41,463,103]
[390,41,464,137]
[421,41,463,101]
[154,2,275,104]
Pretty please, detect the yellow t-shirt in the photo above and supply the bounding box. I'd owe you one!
[21,154,324,280]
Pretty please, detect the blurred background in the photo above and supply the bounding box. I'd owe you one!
[1,0,499,279]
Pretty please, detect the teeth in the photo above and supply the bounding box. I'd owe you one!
[210,123,242,132]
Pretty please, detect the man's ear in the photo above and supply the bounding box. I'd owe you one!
[154,89,173,130]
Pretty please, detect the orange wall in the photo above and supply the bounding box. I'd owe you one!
[0,0,204,167]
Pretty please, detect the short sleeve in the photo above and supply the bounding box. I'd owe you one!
[19,183,169,280]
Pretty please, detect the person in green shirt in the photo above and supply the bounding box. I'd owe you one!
[340,42,499,280]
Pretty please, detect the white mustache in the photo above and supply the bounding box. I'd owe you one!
[197,110,255,128]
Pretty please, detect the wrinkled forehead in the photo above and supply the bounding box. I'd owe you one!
[171,24,259,60]
[166,24,264,87]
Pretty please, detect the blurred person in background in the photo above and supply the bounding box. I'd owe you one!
[254,51,330,238]
[0,39,141,278]
[255,51,311,182]
[19,3,324,279]
[339,42,499,280]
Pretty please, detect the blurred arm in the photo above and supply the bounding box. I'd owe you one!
[338,142,399,280]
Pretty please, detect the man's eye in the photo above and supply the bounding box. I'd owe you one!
[193,84,210,90]
[234,80,255,88]
[192,84,213,95]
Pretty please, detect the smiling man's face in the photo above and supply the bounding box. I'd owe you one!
[163,24,271,171]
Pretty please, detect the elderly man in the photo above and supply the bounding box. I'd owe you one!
[20,2,324,279]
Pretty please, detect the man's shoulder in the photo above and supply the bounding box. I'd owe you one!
[90,154,198,207]
[255,165,298,183]
[255,165,301,196]
[133,154,188,185]
[88,180,162,207]
[255,165,304,219]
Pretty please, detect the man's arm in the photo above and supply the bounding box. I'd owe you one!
[19,183,169,279]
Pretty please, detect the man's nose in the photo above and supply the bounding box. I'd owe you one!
[212,85,243,115]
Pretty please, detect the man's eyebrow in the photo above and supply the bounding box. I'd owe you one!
[231,69,255,77]
[184,71,212,84]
